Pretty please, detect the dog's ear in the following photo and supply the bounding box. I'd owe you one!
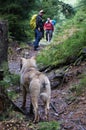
[21,57,26,62]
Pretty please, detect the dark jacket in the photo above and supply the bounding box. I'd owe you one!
[36,15,44,29]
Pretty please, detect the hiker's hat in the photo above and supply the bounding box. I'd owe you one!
[39,10,44,13]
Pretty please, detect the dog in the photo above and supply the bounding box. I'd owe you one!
[20,56,51,122]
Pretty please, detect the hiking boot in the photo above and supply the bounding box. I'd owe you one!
[34,48,40,51]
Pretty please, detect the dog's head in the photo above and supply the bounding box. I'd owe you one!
[20,56,37,70]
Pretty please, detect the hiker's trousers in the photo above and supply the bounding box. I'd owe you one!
[45,30,53,42]
[34,29,42,49]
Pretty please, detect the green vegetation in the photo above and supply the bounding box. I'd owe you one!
[0,62,20,99]
[27,121,60,130]
[37,121,60,130]
[70,74,86,96]
[0,0,35,41]
[0,0,75,41]
[37,4,86,67]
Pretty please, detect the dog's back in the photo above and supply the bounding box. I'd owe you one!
[29,72,51,102]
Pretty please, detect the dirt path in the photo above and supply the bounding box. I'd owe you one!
[8,43,86,130]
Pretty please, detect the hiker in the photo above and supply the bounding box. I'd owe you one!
[34,10,44,51]
[51,19,56,26]
[44,18,54,42]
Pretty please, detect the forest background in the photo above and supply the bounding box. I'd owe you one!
[0,0,78,42]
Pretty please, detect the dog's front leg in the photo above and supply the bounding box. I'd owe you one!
[21,86,27,109]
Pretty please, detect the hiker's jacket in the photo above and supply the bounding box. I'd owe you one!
[44,21,54,31]
[36,15,44,30]
[36,15,44,37]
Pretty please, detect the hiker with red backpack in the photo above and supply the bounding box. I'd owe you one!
[44,18,54,42]
[34,10,44,51]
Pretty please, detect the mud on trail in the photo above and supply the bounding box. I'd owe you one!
[1,43,86,130]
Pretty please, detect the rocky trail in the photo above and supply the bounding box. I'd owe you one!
[1,42,86,130]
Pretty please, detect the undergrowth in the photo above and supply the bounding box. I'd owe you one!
[70,74,86,96]
[0,62,20,99]
[37,121,60,130]
[37,7,86,67]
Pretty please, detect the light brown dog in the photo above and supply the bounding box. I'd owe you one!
[20,56,51,122]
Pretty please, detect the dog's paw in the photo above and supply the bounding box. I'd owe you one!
[44,115,49,121]
[33,118,39,123]
[33,115,40,123]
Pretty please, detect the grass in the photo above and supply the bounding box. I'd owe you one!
[70,74,86,96]
[37,121,60,130]
[37,7,86,67]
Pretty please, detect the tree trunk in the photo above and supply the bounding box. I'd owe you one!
[0,21,26,118]
[0,21,8,66]
[0,21,9,119]
[0,71,11,118]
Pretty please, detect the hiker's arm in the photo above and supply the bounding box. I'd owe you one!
[36,16,40,29]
